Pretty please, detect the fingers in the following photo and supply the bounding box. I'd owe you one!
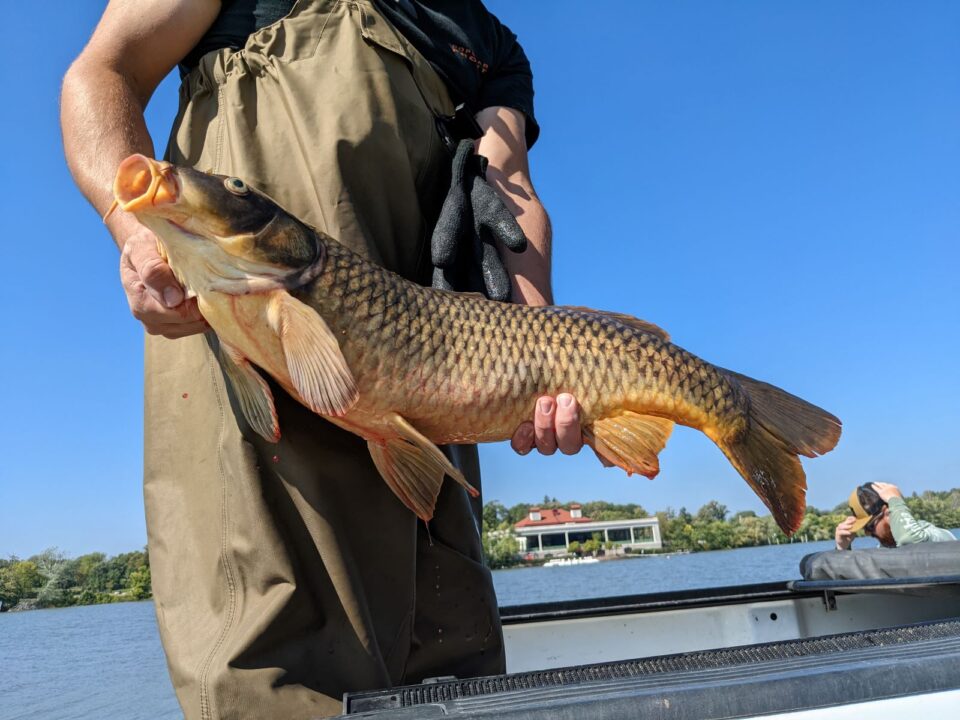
[554,394,583,455]
[510,421,535,455]
[533,397,558,455]
[835,525,854,550]
[124,238,183,309]
[514,394,584,457]
[838,516,857,531]
[870,482,900,501]
[120,232,208,339]
[835,516,857,549]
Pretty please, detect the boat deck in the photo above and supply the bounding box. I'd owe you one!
[337,577,960,719]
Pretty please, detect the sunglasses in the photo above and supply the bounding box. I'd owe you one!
[864,509,886,535]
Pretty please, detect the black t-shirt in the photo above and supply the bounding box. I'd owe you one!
[180,0,539,147]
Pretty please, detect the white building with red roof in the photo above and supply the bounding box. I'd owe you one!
[513,504,662,557]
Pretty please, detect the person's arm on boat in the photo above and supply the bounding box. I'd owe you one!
[872,483,957,545]
[61,0,219,339]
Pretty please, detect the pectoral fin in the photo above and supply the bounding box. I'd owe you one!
[268,292,358,416]
[367,413,478,521]
[218,343,280,442]
[584,412,675,478]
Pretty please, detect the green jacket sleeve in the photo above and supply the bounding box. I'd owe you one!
[888,497,958,545]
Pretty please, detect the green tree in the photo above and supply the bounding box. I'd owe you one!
[29,548,67,578]
[905,492,960,529]
[733,514,765,548]
[74,552,107,588]
[128,565,152,600]
[696,501,728,523]
[504,503,532,526]
[482,532,520,569]
[696,520,735,550]
[37,562,81,608]
[656,508,695,551]
[0,561,46,607]
[482,501,509,533]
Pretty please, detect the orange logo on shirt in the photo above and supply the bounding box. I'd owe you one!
[450,44,489,74]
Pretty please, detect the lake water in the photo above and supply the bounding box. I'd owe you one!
[0,540,861,719]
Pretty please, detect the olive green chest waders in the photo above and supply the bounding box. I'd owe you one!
[144,2,504,717]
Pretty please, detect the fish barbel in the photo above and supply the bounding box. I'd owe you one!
[110,155,841,534]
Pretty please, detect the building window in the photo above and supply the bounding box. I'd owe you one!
[632,526,653,542]
[541,533,566,548]
[608,528,631,543]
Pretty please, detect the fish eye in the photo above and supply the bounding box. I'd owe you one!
[224,177,249,195]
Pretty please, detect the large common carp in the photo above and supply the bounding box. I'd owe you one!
[109,155,841,534]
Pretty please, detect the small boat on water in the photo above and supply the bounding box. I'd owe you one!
[542,556,600,567]
[334,544,960,718]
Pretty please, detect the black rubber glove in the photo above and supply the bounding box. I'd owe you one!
[431,139,527,302]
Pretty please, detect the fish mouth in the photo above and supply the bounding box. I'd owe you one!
[105,154,180,221]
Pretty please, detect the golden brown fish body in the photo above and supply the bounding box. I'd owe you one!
[110,155,841,534]
[307,244,737,445]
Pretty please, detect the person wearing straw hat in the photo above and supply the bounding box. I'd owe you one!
[835,482,957,550]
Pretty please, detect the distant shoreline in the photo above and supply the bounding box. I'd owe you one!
[7,490,958,608]
[0,549,150,613]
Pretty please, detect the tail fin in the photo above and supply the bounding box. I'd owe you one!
[717,372,842,534]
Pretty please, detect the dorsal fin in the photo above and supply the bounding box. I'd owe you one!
[563,306,670,341]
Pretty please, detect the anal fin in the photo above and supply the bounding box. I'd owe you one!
[367,413,478,521]
[583,412,674,478]
[218,342,280,442]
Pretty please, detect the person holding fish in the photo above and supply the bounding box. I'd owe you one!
[61,1,589,717]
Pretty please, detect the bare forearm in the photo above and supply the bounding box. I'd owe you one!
[61,60,155,247]
[496,181,552,306]
[59,0,218,338]
[61,0,220,249]
[475,106,553,307]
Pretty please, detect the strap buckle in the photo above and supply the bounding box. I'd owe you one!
[436,103,482,151]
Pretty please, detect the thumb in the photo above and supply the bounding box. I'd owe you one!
[131,240,184,308]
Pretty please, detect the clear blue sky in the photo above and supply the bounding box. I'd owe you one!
[2,1,958,558]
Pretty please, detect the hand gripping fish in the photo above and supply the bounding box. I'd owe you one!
[109,156,841,534]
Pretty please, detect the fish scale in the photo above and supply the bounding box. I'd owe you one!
[303,241,743,446]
